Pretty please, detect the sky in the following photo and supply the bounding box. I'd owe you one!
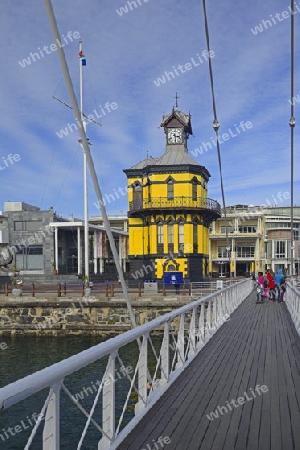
[1,0,300,219]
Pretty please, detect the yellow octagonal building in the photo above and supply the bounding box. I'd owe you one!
[123,107,221,284]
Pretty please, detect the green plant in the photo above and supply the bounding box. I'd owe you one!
[107,318,116,325]
[82,275,89,286]
[10,264,19,273]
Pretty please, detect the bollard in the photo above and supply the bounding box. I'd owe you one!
[188,284,191,296]
[105,284,108,297]
[138,283,141,297]
[110,284,114,297]
[32,283,35,297]
[163,284,166,296]
[4,282,8,296]
[82,283,85,297]
[57,284,61,298]
[63,282,66,296]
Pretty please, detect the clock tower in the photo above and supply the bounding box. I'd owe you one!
[163,107,192,149]
[124,105,221,286]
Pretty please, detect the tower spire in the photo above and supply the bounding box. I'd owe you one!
[173,92,180,109]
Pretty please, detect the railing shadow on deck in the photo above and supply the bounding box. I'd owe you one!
[0,279,254,449]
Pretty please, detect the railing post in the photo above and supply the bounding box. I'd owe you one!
[32,283,35,297]
[197,302,205,347]
[105,284,108,297]
[82,283,85,297]
[110,284,114,297]
[43,382,61,450]
[212,295,217,332]
[57,284,61,298]
[175,314,185,370]
[138,283,141,297]
[63,282,66,297]
[98,352,116,450]
[160,322,170,386]
[135,334,148,415]
[4,282,8,296]
[162,284,166,296]
[188,308,197,358]
[218,291,225,326]
[206,299,212,338]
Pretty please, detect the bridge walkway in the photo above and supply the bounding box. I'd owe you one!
[117,291,300,450]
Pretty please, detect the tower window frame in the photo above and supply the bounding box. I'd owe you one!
[157,222,164,254]
[167,180,174,200]
[193,223,198,253]
[168,223,174,253]
[133,183,143,209]
[192,179,197,201]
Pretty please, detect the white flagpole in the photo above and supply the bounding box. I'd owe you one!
[79,40,89,281]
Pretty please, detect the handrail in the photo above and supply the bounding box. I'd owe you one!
[129,196,221,213]
[286,280,300,336]
[0,279,253,449]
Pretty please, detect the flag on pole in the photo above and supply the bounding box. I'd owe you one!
[79,50,86,66]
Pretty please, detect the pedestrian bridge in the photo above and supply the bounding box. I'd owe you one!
[0,278,300,449]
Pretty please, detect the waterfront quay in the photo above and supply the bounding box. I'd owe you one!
[0,278,235,336]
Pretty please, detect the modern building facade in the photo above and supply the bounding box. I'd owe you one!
[209,204,300,277]
[123,107,221,283]
[0,202,128,278]
[264,206,300,275]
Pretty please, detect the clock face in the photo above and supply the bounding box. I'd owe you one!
[167,128,182,144]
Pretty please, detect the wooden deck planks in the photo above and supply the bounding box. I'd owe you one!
[116,292,300,450]
[118,294,253,449]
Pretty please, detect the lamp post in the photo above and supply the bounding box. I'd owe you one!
[226,246,231,278]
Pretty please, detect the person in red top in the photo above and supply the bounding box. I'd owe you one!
[266,269,276,301]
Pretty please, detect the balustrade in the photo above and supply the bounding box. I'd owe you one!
[0,279,253,449]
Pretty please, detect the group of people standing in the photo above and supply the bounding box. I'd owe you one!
[256,268,287,303]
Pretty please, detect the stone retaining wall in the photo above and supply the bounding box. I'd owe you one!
[0,296,191,337]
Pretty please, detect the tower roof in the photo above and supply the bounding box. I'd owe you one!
[124,106,210,179]
[129,147,200,169]
[161,108,193,135]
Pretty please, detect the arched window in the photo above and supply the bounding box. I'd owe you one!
[192,179,197,201]
[133,184,142,209]
[167,179,174,200]
[168,223,174,253]
[157,221,164,254]
[178,223,184,255]
[193,223,198,253]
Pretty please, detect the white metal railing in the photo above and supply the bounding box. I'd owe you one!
[0,279,253,450]
[190,279,242,298]
[286,279,300,336]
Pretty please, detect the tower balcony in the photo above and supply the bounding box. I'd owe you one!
[128,196,221,219]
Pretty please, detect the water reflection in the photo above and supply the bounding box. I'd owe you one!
[0,334,164,449]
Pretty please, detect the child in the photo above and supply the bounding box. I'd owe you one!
[279,276,287,302]
[263,276,269,301]
[266,269,276,301]
[256,272,264,303]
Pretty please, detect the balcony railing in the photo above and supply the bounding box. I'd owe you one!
[129,197,221,214]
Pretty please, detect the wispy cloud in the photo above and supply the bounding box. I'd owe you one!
[0,0,299,217]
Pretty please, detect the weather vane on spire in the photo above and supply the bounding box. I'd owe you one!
[174,92,180,109]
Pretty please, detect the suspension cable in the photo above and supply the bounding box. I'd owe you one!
[289,0,296,276]
[202,0,231,275]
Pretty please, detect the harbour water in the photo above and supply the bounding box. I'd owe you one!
[0,335,143,449]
